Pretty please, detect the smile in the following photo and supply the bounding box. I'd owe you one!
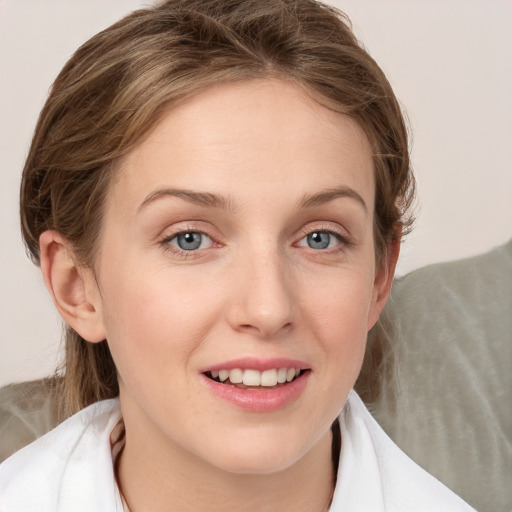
[201,359,311,412]
[206,368,303,388]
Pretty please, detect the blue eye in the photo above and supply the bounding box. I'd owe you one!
[300,231,340,250]
[168,232,212,251]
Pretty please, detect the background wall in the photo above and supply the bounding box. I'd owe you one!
[1,0,511,387]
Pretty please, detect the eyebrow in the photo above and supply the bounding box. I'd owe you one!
[137,187,237,213]
[298,186,368,212]
[137,185,367,214]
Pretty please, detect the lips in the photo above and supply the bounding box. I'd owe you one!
[200,358,311,411]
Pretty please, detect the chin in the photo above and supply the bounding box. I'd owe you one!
[199,427,320,476]
[214,450,300,476]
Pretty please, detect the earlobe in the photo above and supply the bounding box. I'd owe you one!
[367,238,400,330]
[39,230,106,343]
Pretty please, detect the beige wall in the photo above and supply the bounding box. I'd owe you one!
[1,0,511,386]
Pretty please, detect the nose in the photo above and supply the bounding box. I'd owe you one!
[226,246,295,339]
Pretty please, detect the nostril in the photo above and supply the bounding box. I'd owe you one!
[237,321,293,338]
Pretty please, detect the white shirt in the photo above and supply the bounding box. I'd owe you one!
[0,391,475,511]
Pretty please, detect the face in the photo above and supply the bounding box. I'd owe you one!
[84,80,392,475]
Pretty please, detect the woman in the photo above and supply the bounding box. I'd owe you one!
[0,1,474,510]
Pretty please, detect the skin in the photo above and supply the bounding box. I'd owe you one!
[40,79,398,512]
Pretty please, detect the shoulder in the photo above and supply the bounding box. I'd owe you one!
[0,398,123,512]
[329,391,476,511]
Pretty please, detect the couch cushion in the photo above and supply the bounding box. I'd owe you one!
[371,239,512,512]
[0,378,60,462]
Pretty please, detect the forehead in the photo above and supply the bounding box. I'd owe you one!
[110,79,375,213]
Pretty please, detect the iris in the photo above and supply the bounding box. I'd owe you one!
[176,232,203,250]
[307,232,332,250]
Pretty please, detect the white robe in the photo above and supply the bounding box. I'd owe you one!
[0,391,475,511]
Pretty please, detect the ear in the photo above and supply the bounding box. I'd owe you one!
[39,230,106,343]
[367,238,400,330]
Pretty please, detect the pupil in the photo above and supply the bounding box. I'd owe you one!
[177,232,202,250]
[308,232,330,249]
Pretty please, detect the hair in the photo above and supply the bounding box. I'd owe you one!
[20,0,415,417]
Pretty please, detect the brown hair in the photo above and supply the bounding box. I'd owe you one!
[20,0,414,417]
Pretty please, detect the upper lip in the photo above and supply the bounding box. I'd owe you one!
[200,357,310,373]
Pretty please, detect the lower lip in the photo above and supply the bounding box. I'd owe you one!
[201,372,310,412]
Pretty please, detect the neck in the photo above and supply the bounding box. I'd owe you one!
[117,418,335,512]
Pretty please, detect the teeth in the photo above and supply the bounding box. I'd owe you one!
[243,369,261,386]
[229,368,243,384]
[210,367,304,386]
[260,369,278,387]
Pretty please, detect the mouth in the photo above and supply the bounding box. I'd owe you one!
[204,367,308,390]
[200,358,311,411]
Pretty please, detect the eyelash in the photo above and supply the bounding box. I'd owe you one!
[158,224,352,258]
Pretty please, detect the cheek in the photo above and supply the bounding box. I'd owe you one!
[301,268,375,371]
[97,263,223,376]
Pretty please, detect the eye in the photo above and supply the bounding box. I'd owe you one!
[167,231,213,251]
[298,231,341,250]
